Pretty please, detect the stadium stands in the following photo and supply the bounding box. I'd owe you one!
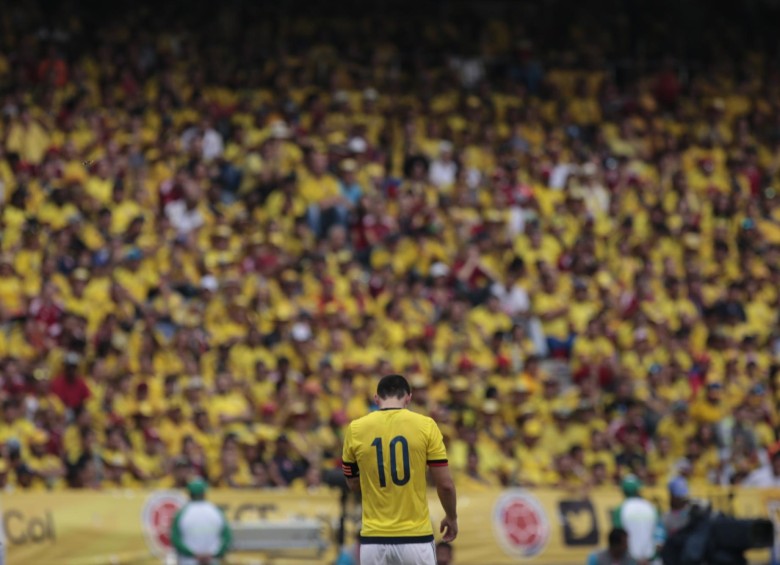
[0,0,779,493]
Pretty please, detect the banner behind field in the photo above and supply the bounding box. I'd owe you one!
[3,486,778,564]
[2,489,342,565]
[429,486,779,565]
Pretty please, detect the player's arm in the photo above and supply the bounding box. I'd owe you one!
[345,475,361,494]
[430,465,458,540]
[427,419,458,542]
[341,423,361,494]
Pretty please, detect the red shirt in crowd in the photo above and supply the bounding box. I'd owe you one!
[50,374,91,410]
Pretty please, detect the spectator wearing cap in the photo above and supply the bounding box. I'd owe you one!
[429,141,458,192]
[300,151,349,238]
[741,384,776,445]
[646,436,676,486]
[690,381,728,425]
[26,429,65,491]
[216,433,255,488]
[569,278,598,336]
[585,430,618,482]
[284,400,337,466]
[678,425,721,488]
[171,478,232,565]
[159,456,195,490]
[0,398,36,452]
[409,374,432,411]
[540,403,579,458]
[338,159,363,207]
[656,401,696,460]
[534,271,574,358]
[190,405,220,464]
[478,399,505,442]
[115,247,158,305]
[0,260,22,320]
[49,353,91,412]
[6,107,50,165]
[515,419,554,486]
[208,373,252,430]
[446,377,473,418]
[662,477,691,536]
[130,431,167,487]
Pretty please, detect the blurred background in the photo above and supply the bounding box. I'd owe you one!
[1,0,780,563]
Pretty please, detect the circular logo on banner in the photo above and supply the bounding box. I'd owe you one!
[493,490,550,557]
[142,491,187,556]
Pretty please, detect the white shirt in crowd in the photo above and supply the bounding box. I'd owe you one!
[491,281,530,317]
[181,126,224,161]
[429,158,458,190]
[202,128,224,161]
[583,182,611,215]
[742,465,780,487]
[165,200,204,235]
[549,163,576,189]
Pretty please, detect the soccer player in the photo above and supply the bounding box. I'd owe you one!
[342,374,458,565]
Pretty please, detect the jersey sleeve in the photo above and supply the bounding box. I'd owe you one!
[170,507,193,557]
[611,505,622,528]
[426,419,448,467]
[341,423,360,478]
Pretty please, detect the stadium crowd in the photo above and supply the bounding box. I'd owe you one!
[1,0,780,494]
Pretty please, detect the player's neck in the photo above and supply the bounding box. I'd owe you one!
[377,401,406,410]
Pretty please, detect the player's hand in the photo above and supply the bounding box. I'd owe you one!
[440,515,458,542]
[196,555,211,565]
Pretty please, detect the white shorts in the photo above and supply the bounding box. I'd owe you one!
[360,541,436,565]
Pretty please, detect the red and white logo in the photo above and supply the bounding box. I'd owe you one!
[142,491,187,556]
[493,491,550,557]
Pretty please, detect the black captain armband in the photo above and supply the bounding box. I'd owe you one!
[342,461,360,477]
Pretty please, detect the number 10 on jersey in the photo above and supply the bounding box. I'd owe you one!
[371,436,410,487]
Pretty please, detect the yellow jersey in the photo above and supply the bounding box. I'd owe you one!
[342,408,448,542]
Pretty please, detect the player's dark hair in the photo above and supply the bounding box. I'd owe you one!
[376,374,411,399]
[608,527,627,548]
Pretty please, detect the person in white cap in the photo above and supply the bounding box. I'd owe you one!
[428,141,458,190]
[347,137,368,155]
